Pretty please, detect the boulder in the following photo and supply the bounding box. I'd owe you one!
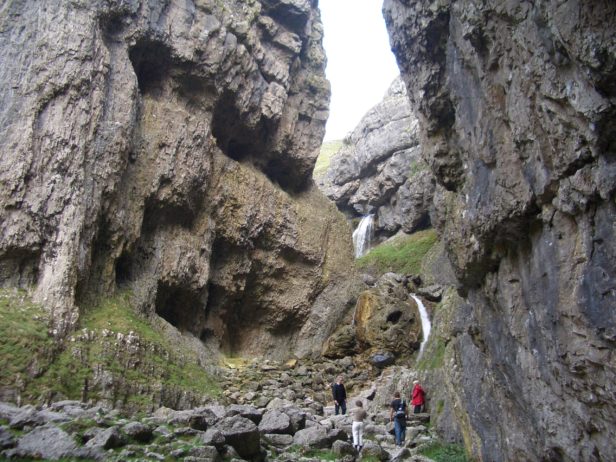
[0,427,15,450]
[122,422,153,443]
[216,416,261,459]
[371,352,395,368]
[227,404,263,424]
[6,424,78,460]
[258,410,292,435]
[292,424,331,449]
[332,439,356,456]
[262,433,294,448]
[85,426,125,450]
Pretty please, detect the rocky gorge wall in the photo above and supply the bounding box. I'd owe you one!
[0,0,357,366]
[384,0,616,461]
[317,77,435,240]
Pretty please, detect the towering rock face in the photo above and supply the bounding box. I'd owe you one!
[0,0,356,359]
[384,0,616,461]
[317,78,435,238]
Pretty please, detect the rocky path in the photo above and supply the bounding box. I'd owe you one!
[0,358,438,461]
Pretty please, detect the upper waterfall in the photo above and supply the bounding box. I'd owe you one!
[410,293,431,355]
[352,215,374,258]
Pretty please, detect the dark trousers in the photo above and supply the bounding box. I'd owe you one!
[414,404,423,414]
[335,400,347,415]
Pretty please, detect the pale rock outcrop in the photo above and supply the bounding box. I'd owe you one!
[0,0,357,361]
[317,77,435,237]
[385,0,616,460]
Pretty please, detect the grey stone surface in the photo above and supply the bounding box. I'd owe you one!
[292,424,331,449]
[6,424,78,459]
[122,421,153,443]
[258,409,292,434]
[216,416,261,459]
[384,0,616,460]
[85,426,125,450]
[317,77,435,239]
[0,0,356,388]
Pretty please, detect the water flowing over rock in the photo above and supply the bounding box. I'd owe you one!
[384,0,616,460]
[317,77,435,239]
[0,0,358,363]
[352,215,374,258]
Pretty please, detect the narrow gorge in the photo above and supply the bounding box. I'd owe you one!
[0,1,614,462]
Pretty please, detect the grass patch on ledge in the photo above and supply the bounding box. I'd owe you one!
[313,139,343,178]
[1,289,221,407]
[356,229,438,276]
[420,442,468,462]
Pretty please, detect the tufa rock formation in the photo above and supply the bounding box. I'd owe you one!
[316,77,435,239]
[0,0,357,360]
[385,0,616,460]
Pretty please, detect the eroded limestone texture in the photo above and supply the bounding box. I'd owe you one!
[385,0,616,460]
[317,78,435,239]
[0,0,355,359]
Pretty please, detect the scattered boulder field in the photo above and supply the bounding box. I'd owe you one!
[1,358,437,461]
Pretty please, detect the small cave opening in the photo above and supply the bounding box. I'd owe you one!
[115,251,132,287]
[386,310,402,324]
[128,38,173,94]
[155,283,206,336]
[211,90,267,163]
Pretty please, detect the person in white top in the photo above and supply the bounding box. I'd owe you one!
[351,400,368,452]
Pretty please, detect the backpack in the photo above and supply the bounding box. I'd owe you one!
[395,400,406,419]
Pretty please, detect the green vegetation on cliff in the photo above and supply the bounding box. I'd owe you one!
[356,229,437,275]
[0,289,220,410]
[313,140,343,178]
[420,442,468,462]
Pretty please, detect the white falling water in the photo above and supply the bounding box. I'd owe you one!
[411,294,431,355]
[352,215,374,258]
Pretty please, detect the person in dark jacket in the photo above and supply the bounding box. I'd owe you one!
[332,375,347,415]
[390,391,407,446]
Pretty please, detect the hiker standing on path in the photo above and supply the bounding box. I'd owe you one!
[411,379,426,414]
[390,391,407,446]
[332,375,347,415]
[351,400,367,451]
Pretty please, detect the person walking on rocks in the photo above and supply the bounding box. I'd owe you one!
[351,400,367,451]
[390,391,407,446]
[411,380,426,414]
[332,375,347,415]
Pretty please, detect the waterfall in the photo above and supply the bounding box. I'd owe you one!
[410,294,431,355]
[352,215,374,258]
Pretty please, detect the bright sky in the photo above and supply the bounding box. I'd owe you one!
[319,0,400,141]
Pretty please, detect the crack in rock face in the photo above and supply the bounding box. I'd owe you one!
[384,0,616,460]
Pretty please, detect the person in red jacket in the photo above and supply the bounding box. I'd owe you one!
[411,380,426,414]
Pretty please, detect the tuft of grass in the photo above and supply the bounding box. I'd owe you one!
[356,229,437,276]
[420,442,469,462]
[0,289,55,391]
[313,139,343,178]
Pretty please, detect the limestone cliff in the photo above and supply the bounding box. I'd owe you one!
[317,77,435,239]
[385,0,616,460]
[0,0,356,363]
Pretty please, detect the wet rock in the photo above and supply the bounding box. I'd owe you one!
[416,284,443,302]
[371,352,396,369]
